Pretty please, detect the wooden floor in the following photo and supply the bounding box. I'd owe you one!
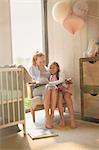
[0,110,99,150]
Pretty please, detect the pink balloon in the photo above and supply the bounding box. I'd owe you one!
[63,15,85,34]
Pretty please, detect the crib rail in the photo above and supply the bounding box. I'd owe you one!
[0,67,25,133]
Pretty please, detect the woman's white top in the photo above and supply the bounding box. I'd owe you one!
[29,65,50,83]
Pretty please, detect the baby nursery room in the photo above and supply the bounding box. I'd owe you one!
[0,0,99,150]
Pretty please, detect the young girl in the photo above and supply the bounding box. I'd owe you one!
[48,62,76,128]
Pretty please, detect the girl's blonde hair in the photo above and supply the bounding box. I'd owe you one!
[32,51,45,66]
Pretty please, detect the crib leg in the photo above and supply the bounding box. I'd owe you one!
[23,122,26,136]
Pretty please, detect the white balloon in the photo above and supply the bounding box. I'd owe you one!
[52,0,71,22]
[73,0,88,18]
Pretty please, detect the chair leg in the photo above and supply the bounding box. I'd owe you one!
[30,107,35,122]
[23,123,26,136]
[63,105,66,112]
[63,102,66,112]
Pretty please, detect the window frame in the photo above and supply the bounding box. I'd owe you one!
[10,0,49,66]
[41,0,49,65]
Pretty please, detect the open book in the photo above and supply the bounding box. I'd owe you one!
[33,83,47,88]
[28,81,48,89]
[28,128,58,140]
[28,78,72,89]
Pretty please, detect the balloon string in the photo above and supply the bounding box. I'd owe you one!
[72,34,76,100]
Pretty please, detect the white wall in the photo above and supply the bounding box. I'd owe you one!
[0,0,99,113]
[47,0,99,113]
[87,0,99,40]
[0,0,12,66]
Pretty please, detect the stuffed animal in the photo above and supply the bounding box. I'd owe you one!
[86,39,99,57]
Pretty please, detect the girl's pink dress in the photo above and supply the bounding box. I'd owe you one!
[49,75,72,95]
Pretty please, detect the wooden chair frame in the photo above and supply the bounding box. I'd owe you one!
[27,83,67,122]
[27,83,45,122]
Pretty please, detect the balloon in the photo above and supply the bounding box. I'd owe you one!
[52,0,71,22]
[63,15,85,34]
[73,0,88,18]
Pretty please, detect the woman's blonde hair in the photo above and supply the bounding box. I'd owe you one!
[32,51,45,66]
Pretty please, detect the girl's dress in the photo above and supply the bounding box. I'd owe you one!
[49,72,72,95]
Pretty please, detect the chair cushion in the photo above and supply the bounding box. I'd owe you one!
[31,96,43,110]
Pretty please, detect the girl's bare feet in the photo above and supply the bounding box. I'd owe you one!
[45,115,53,129]
[70,121,76,129]
[59,118,66,128]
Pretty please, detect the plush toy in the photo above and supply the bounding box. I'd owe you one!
[86,40,99,57]
[95,40,99,56]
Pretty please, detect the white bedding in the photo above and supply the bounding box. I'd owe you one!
[0,90,22,101]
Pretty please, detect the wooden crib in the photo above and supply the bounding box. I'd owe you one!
[0,67,26,134]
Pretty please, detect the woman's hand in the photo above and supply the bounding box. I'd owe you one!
[36,81,49,85]
[36,80,41,84]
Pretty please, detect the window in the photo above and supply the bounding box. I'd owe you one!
[10,0,43,69]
